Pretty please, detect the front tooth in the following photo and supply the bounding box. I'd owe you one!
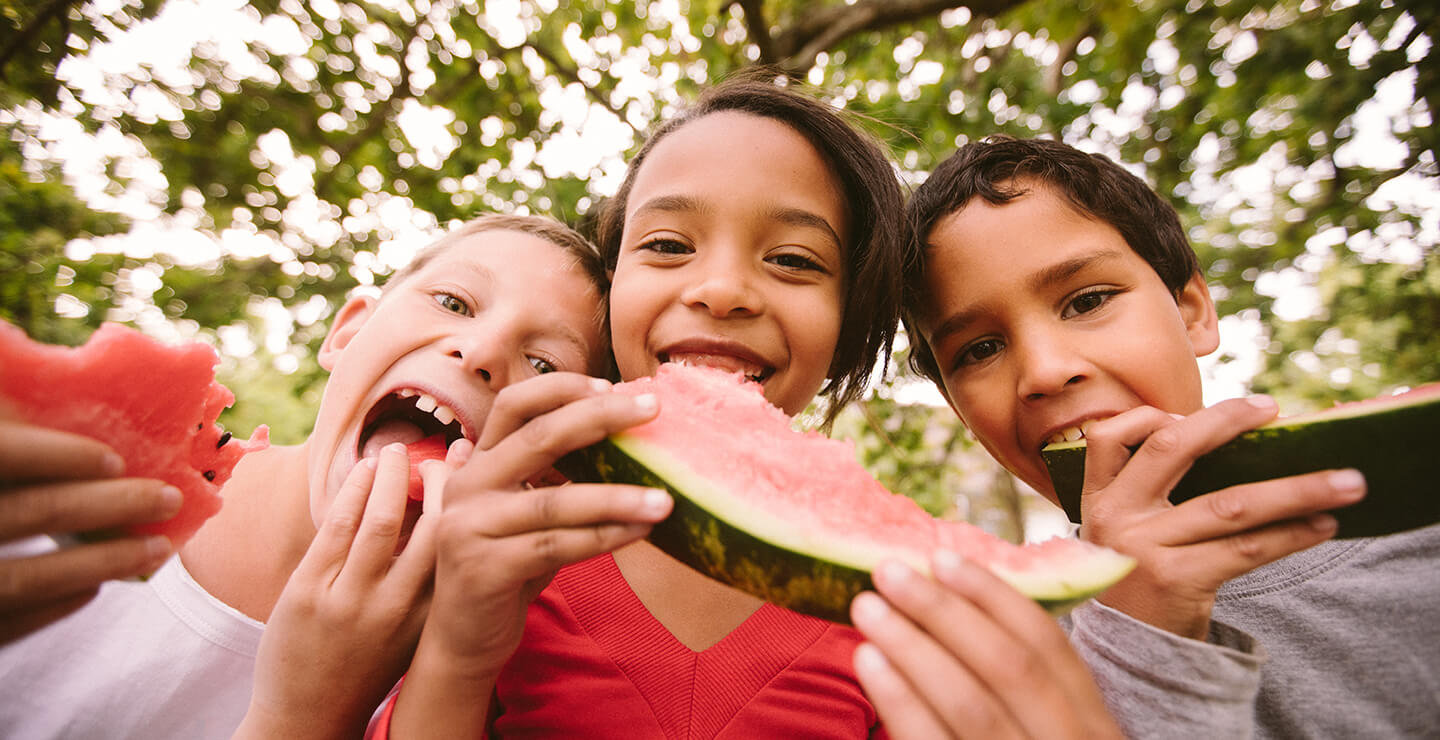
[433,405,456,426]
[398,388,417,398]
[1063,426,1084,442]
[415,393,437,413]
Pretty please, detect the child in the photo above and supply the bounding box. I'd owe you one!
[382,76,1122,738]
[0,214,668,738]
[901,135,1440,736]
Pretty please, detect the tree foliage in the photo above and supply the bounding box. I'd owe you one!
[2,0,1435,536]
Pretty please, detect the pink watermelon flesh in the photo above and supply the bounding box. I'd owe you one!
[610,364,1123,582]
[405,434,449,500]
[0,322,269,545]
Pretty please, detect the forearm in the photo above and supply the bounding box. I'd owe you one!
[387,636,502,739]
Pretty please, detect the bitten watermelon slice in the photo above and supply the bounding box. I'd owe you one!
[0,322,269,545]
[1041,383,1440,538]
[558,364,1134,623]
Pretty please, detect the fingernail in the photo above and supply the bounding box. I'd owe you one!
[852,642,889,674]
[851,592,888,624]
[933,549,963,579]
[877,559,913,587]
[590,378,611,393]
[101,452,126,477]
[145,535,173,561]
[1169,413,1186,421]
[1246,395,1277,410]
[1309,514,1338,533]
[159,485,183,513]
[633,393,658,413]
[385,442,407,455]
[1328,469,1364,498]
[643,488,671,516]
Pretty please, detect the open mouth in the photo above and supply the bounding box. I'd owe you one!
[1041,419,1102,450]
[358,388,470,459]
[661,352,773,384]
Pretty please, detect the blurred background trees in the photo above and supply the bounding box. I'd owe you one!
[3,0,1435,540]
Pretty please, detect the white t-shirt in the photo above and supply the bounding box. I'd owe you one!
[0,553,263,739]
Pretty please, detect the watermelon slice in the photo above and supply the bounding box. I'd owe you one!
[1041,383,1440,538]
[0,322,269,545]
[558,364,1135,623]
[404,433,449,500]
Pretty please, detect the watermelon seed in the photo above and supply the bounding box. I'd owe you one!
[216,431,232,448]
[203,470,216,481]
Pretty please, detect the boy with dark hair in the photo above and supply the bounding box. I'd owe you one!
[899,135,1439,736]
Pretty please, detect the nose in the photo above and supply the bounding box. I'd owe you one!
[680,251,762,318]
[447,317,519,390]
[1014,328,1090,402]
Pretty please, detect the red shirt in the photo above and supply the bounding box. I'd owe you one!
[374,553,885,738]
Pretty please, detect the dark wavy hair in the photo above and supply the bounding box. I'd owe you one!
[595,71,906,425]
[903,135,1200,383]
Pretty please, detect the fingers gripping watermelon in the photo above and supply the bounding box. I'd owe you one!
[0,322,269,545]
[558,364,1134,624]
[1041,383,1440,538]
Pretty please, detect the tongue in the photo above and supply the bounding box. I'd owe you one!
[361,420,448,500]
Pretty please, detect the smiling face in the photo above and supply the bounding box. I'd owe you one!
[609,111,848,416]
[916,181,1219,501]
[306,229,606,523]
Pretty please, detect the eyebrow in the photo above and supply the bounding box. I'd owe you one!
[631,194,843,250]
[631,193,707,220]
[768,205,843,251]
[923,248,1129,350]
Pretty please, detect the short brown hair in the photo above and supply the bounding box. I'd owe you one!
[903,135,1200,383]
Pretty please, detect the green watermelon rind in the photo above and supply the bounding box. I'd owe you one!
[1041,386,1440,538]
[561,434,1136,623]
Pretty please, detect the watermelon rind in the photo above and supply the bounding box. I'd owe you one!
[1041,385,1440,538]
[560,435,1136,624]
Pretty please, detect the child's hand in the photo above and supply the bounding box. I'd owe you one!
[390,373,671,737]
[234,442,449,740]
[852,553,1122,740]
[0,420,178,644]
[1077,396,1366,639]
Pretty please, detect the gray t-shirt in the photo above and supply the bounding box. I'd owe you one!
[1068,523,1440,738]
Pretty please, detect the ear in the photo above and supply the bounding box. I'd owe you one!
[1177,271,1219,357]
[318,295,377,371]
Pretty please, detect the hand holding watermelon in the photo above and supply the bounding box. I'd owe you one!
[388,372,670,735]
[0,418,178,644]
[851,553,1123,740]
[1070,397,1364,639]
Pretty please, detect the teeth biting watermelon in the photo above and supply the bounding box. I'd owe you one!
[1041,383,1440,537]
[0,322,269,546]
[558,364,1135,623]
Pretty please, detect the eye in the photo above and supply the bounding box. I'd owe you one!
[768,251,827,273]
[953,337,1004,369]
[638,238,691,255]
[434,292,471,316]
[528,355,558,375]
[1062,289,1119,319]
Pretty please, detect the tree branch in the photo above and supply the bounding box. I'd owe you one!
[770,0,1029,73]
[1044,19,1097,97]
[523,40,630,124]
[734,0,776,65]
